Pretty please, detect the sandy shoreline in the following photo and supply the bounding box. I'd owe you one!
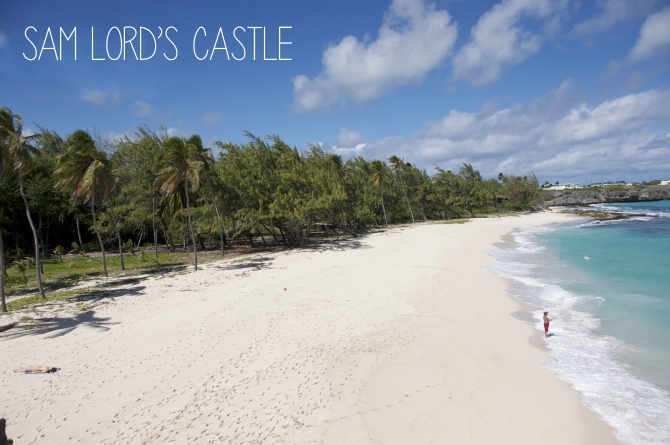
[1,212,620,444]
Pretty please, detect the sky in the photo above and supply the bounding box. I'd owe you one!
[1,0,669,184]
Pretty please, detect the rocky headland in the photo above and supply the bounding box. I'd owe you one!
[546,185,670,206]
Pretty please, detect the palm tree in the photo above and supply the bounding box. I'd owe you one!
[0,124,13,311]
[155,136,203,270]
[0,107,46,299]
[55,130,115,277]
[369,160,388,227]
[389,155,415,223]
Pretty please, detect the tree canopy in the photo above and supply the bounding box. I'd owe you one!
[0,110,546,310]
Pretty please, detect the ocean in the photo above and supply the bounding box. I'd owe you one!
[487,201,670,445]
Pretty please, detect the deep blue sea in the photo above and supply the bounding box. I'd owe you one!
[488,201,670,445]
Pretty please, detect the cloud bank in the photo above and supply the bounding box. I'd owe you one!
[360,83,670,180]
[292,0,457,112]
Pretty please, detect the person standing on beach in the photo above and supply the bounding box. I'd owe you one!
[543,312,553,338]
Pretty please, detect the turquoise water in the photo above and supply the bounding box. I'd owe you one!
[539,201,670,391]
[488,201,670,445]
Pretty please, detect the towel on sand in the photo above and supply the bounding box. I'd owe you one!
[13,366,59,374]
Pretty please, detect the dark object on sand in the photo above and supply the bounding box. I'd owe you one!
[14,366,60,374]
[0,418,13,445]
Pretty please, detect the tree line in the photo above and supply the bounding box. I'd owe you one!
[0,106,544,311]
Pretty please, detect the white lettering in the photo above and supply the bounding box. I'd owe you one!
[23,27,38,61]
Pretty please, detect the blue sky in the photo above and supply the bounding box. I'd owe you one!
[1,0,669,184]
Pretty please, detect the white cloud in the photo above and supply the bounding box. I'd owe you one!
[166,127,178,136]
[105,131,131,141]
[572,0,635,36]
[628,6,670,61]
[202,111,225,126]
[358,82,670,180]
[292,0,458,112]
[452,0,568,86]
[134,101,154,118]
[316,128,367,154]
[23,126,38,137]
[336,128,364,148]
[332,128,367,154]
[570,0,656,37]
[81,90,120,106]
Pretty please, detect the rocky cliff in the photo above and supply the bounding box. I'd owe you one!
[546,185,670,206]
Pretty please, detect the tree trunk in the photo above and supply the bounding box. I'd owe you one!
[152,197,158,258]
[304,218,312,247]
[397,174,415,223]
[0,222,7,312]
[278,226,287,245]
[159,215,174,253]
[45,217,51,256]
[442,204,449,220]
[184,180,198,270]
[90,189,108,277]
[380,192,388,227]
[18,174,45,299]
[136,229,144,250]
[260,221,280,245]
[108,200,125,271]
[38,213,46,257]
[75,214,86,254]
[208,183,225,257]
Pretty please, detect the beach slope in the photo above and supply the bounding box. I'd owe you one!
[1,213,618,444]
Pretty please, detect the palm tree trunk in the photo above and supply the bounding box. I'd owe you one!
[90,189,108,277]
[38,213,46,256]
[159,215,174,253]
[184,180,198,270]
[380,192,388,227]
[152,196,158,259]
[108,200,125,271]
[18,174,46,299]
[75,214,86,254]
[0,222,7,312]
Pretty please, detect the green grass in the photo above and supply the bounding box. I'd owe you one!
[3,251,194,296]
[7,287,97,312]
[435,219,470,224]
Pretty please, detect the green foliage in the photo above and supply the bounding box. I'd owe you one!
[70,242,84,256]
[54,245,65,261]
[13,260,27,279]
[2,108,547,289]
[123,239,136,255]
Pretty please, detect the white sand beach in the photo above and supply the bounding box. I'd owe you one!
[1,213,619,444]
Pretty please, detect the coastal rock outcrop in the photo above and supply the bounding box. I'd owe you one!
[546,185,670,206]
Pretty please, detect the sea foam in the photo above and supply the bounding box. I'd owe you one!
[487,226,670,445]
